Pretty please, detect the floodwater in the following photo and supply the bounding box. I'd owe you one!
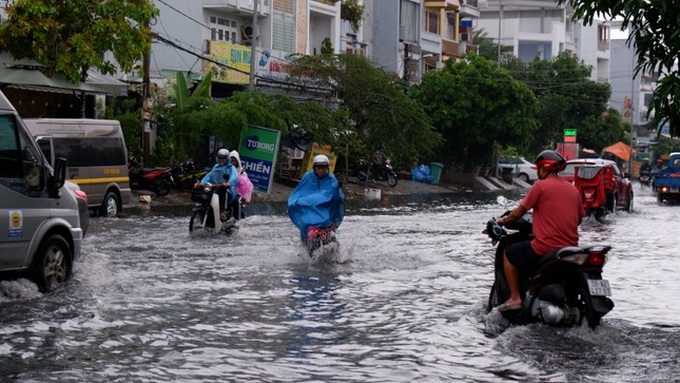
[1,185,679,382]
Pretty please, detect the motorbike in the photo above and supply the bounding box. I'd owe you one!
[128,158,174,197]
[189,183,245,234]
[306,226,338,260]
[638,170,651,188]
[484,197,614,328]
[171,160,208,191]
[357,152,398,187]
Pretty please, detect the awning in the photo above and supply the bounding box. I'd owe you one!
[602,141,631,161]
[0,54,128,96]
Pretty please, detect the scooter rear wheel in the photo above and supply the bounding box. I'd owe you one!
[189,209,206,233]
[574,285,602,328]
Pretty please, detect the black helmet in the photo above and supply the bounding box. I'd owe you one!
[534,150,566,172]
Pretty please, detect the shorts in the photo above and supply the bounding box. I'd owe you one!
[505,240,540,268]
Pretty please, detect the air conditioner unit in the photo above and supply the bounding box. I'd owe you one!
[461,33,469,42]
[241,25,254,43]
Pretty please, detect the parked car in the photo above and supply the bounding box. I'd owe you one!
[497,156,538,183]
[65,181,90,237]
[560,158,634,213]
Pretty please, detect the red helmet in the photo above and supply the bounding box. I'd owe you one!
[534,150,566,172]
[657,159,663,164]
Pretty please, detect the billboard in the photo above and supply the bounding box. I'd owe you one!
[237,125,281,194]
[300,143,338,175]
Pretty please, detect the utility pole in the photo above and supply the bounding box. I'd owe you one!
[403,43,410,82]
[249,0,259,90]
[142,17,152,167]
[497,0,503,62]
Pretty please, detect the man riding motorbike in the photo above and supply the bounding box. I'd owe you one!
[495,150,585,312]
[287,154,345,247]
[194,148,239,222]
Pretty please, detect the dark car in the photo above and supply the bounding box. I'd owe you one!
[560,158,634,213]
[65,181,90,237]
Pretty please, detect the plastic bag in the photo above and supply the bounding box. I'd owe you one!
[236,173,254,202]
[411,164,434,184]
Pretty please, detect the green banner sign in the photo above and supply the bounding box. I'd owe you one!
[238,125,281,194]
[564,129,577,137]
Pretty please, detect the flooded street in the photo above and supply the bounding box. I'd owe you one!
[1,185,679,382]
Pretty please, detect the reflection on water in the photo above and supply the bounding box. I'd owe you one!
[1,186,679,382]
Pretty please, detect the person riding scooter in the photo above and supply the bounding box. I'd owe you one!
[194,148,238,221]
[287,154,345,246]
[495,150,585,312]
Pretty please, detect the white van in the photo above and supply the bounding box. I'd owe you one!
[23,118,132,216]
[0,90,83,292]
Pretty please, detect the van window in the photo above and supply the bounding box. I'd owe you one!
[53,137,126,167]
[0,115,45,191]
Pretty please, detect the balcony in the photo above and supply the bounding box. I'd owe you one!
[442,38,460,58]
[460,0,480,18]
[202,0,271,16]
[425,0,461,11]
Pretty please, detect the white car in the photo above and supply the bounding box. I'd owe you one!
[497,156,538,183]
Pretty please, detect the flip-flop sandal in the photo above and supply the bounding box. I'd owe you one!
[497,303,522,312]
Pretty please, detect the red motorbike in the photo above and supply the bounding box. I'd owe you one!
[128,158,174,196]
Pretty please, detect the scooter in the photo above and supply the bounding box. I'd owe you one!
[171,160,208,191]
[128,158,174,196]
[189,183,245,234]
[357,152,398,187]
[638,170,651,188]
[306,226,338,260]
[485,197,614,328]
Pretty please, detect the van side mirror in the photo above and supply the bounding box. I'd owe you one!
[53,157,67,189]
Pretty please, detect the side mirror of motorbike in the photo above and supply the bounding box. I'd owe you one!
[496,196,508,206]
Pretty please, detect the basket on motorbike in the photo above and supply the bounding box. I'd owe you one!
[191,190,209,203]
[574,165,607,210]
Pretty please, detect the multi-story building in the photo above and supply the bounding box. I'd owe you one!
[360,0,480,83]
[476,0,610,83]
[144,0,342,99]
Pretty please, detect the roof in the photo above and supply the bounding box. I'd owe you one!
[602,141,631,161]
[0,53,128,96]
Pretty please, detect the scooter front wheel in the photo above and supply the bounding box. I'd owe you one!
[189,209,206,233]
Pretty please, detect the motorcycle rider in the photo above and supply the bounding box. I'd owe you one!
[495,150,585,311]
[194,148,239,221]
[287,154,345,245]
[640,159,651,174]
[652,158,665,174]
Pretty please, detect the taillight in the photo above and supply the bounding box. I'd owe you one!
[585,251,607,267]
[74,190,88,205]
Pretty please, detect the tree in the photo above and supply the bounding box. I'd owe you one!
[340,0,364,32]
[0,0,158,82]
[287,53,442,170]
[473,29,513,63]
[411,54,540,172]
[503,52,622,153]
[560,0,680,137]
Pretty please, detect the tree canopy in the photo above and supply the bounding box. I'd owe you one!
[0,0,158,82]
[502,52,626,153]
[560,0,680,137]
[287,53,442,170]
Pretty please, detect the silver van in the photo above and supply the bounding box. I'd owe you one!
[23,118,132,216]
[0,90,83,292]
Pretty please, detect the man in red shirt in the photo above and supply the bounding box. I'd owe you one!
[496,150,585,311]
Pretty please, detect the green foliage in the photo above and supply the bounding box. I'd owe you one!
[320,38,334,55]
[651,136,680,161]
[340,0,364,32]
[577,109,629,152]
[560,0,680,137]
[473,29,513,63]
[502,52,620,153]
[412,54,540,171]
[0,0,158,82]
[287,53,442,170]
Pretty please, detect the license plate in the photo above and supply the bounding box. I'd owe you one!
[587,279,612,296]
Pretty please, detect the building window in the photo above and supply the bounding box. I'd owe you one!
[209,16,238,43]
[273,0,296,52]
[424,10,439,34]
[400,0,419,43]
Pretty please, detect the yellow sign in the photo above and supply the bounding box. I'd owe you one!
[208,41,251,85]
[301,143,337,175]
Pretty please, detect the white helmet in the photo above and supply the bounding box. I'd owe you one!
[217,148,229,158]
[313,154,329,166]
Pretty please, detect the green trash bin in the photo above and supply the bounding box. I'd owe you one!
[430,162,444,185]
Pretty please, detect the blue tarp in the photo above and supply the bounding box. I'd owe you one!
[411,164,435,184]
[287,172,345,244]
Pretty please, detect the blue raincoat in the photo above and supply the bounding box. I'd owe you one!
[287,170,345,244]
[200,155,239,203]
